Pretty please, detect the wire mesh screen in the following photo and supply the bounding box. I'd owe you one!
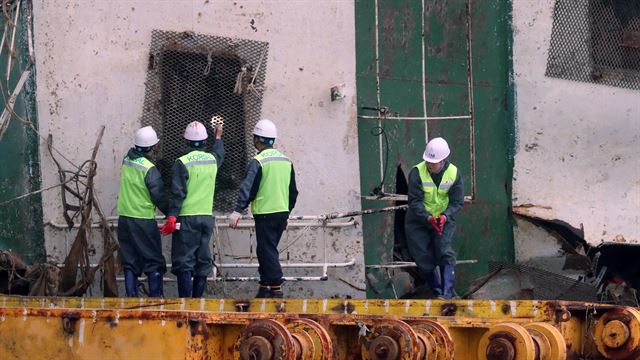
[141,30,269,212]
[489,262,598,302]
[546,0,640,90]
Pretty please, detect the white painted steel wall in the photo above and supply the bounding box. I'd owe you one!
[512,1,640,247]
[33,0,364,297]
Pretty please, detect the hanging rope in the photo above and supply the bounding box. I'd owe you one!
[213,221,227,297]
[233,65,247,95]
[246,45,267,95]
[203,49,213,76]
[278,224,312,254]
[1,0,16,29]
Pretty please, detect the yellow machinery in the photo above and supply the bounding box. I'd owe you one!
[0,296,638,359]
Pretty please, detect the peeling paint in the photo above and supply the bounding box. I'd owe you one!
[31,0,364,298]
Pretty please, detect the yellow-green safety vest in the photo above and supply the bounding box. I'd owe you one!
[178,150,218,216]
[117,156,157,219]
[251,148,292,215]
[414,162,458,217]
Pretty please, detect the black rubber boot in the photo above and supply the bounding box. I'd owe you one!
[441,265,456,300]
[425,269,443,299]
[192,276,208,298]
[255,285,271,298]
[124,269,139,297]
[147,271,164,298]
[177,271,193,298]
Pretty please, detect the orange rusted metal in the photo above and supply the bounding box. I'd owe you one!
[235,319,296,360]
[359,319,421,360]
[407,320,454,360]
[285,318,334,360]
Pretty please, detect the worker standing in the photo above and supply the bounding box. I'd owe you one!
[228,119,298,298]
[160,119,224,298]
[117,126,168,298]
[405,137,464,299]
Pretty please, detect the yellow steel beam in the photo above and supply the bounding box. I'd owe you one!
[0,296,609,320]
[0,296,636,360]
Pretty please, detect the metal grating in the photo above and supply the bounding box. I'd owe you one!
[489,262,598,302]
[546,0,640,90]
[141,30,269,212]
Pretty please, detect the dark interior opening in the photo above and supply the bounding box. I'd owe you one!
[158,50,247,212]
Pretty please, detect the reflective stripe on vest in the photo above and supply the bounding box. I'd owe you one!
[178,150,218,216]
[414,162,458,217]
[251,148,292,215]
[117,156,156,219]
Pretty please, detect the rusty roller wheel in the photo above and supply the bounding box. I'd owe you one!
[523,323,566,360]
[477,323,536,360]
[594,307,640,360]
[285,318,334,360]
[234,319,296,360]
[360,319,422,360]
[407,320,455,360]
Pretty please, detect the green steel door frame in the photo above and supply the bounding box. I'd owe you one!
[356,0,515,298]
[357,0,477,201]
[0,1,44,263]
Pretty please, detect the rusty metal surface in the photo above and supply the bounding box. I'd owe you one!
[594,307,640,360]
[285,318,334,360]
[477,323,535,360]
[360,319,421,360]
[523,322,567,360]
[0,296,637,359]
[235,319,295,360]
[408,320,454,360]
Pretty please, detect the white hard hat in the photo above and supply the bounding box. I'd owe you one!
[423,137,450,163]
[184,121,208,141]
[253,119,277,139]
[134,126,159,147]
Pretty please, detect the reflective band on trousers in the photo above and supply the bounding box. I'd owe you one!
[178,150,218,216]
[117,156,156,219]
[414,162,458,217]
[251,148,292,215]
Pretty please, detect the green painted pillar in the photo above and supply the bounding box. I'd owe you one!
[355,0,515,298]
[0,2,44,263]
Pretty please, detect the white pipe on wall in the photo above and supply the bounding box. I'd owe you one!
[46,218,357,229]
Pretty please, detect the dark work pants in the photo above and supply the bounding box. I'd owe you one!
[254,212,288,286]
[117,216,166,276]
[171,215,214,277]
[404,212,457,277]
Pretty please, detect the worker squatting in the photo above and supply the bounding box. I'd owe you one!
[117,118,462,300]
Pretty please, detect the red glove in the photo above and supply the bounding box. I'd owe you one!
[438,215,447,234]
[428,216,440,235]
[160,216,177,235]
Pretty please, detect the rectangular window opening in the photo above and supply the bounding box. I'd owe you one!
[140,30,269,212]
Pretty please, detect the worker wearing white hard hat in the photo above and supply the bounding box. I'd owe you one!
[228,119,299,298]
[405,137,464,299]
[160,117,225,298]
[116,125,169,298]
